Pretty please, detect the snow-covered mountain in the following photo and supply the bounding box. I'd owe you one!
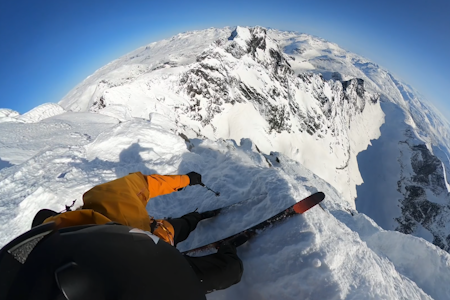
[264,28,450,251]
[2,26,450,299]
[57,26,450,252]
[58,26,385,206]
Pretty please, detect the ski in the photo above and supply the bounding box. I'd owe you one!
[183,192,325,255]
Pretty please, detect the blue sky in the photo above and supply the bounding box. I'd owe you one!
[1,0,449,118]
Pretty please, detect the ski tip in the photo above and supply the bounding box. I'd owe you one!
[305,191,325,201]
[293,192,325,214]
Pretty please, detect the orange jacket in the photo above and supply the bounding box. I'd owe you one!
[44,172,190,245]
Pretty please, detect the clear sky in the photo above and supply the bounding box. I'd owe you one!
[1,0,449,117]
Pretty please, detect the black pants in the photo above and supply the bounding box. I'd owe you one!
[167,213,244,293]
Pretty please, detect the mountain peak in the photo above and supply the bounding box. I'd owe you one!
[225,26,282,65]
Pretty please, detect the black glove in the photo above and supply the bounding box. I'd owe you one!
[227,232,252,248]
[187,172,203,186]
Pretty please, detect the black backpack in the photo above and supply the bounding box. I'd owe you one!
[0,222,205,300]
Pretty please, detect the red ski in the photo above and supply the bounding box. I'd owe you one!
[183,192,325,255]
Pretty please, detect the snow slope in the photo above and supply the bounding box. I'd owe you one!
[266,28,450,251]
[0,114,449,299]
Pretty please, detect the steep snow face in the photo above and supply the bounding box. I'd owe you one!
[59,26,384,206]
[271,29,450,162]
[269,29,450,151]
[267,29,450,252]
[357,102,450,251]
[179,27,384,205]
[1,115,449,299]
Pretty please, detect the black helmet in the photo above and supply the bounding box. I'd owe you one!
[31,209,59,228]
[0,223,205,300]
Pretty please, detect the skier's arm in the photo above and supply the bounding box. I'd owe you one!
[146,174,190,198]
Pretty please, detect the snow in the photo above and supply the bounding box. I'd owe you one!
[355,102,406,230]
[213,102,272,149]
[266,26,450,247]
[0,103,67,124]
[0,112,118,165]
[0,114,449,299]
[0,109,20,123]
[18,103,66,123]
[341,212,450,299]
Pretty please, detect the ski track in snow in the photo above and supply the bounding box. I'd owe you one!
[0,114,449,299]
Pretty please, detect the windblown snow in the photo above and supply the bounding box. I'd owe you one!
[1,26,450,299]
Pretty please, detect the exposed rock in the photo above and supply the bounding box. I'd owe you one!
[395,141,450,251]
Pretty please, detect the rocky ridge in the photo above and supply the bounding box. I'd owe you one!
[395,136,450,251]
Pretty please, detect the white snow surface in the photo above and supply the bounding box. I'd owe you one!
[0,115,449,299]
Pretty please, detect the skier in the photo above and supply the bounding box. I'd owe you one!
[0,172,248,300]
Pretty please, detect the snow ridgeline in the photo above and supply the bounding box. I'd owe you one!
[0,114,449,299]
